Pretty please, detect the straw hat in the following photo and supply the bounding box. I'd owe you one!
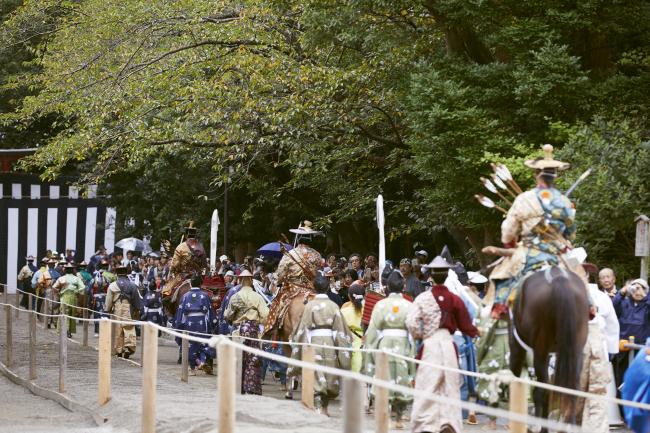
[524,144,570,171]
[289,220,322,235]
[423,256,452,270]
[238,269,253,278]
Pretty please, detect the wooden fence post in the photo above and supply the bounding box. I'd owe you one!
[82,308,89,347]
[5,304,12,368]
[98,319,111,405]
[15,292,20,318]
[233,336,243,395]
[29,310,37,380]
[111,322,117,356]
[301,345,316,409]
[142,323,158,433]
[343,377,364,433]
[28,293,33,311]
[374,351,390,433]
[181,331,189,383]
[59,314,67,393]
[217,340,236,433]
[509,380,529,433]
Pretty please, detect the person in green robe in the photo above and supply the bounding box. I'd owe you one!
[288,275,353,415]
[53,263,86,337]
[365,271,415,428]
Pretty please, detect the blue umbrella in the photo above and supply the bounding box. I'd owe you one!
[256,241,293,259]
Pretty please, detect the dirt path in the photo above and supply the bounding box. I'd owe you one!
[0,307,510,432]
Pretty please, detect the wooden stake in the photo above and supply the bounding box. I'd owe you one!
[234,335,243,395]
[59,314,67,393]
[374,351,390,433]
[217,340,236,433]
[181,331,189,383]
[15,292,20,318]
[29,311,37,380]
[98,320,111,405]
[82,308,88,347]
[301,345,315,409]
[111,322,117,356]
[343,377,364,433]
[509,380,528,433]
[142,323,158,433]
[5,304,12,368]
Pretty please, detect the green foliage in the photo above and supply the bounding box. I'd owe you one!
[2,0,650,269]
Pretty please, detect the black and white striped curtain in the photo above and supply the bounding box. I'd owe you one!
[0,174,116,292]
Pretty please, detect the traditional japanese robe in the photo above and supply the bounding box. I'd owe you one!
[340,303,364,372]
[174,287,217,367]
[141,288,165,326]
[406,290,462,433]
[266,243,322,333]
[288,294,352,401]
[53,273,85,334]
[365,293,415,405]
[577,321,611,433]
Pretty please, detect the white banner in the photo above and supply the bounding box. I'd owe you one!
[376,194,386,288]
[210,209,220,271]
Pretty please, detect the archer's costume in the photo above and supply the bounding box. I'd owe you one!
[163,222,207,299]
[105,272,142,357]
[175,286,217,371]
[365,293,415,417]
[264,238,322,335]
[288,294,352,411]
[53,268,85,334]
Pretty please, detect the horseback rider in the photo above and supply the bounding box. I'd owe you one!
[487,144,576,319]
[264,220,323,336]
[163,221,207,301]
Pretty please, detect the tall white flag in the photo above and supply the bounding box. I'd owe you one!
[377,194,386,288]
[210,209,220,271]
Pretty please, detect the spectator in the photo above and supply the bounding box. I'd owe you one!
[599,268,618,298]
[399,258,424,299]
[349,253,364,279]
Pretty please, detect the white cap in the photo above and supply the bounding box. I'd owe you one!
[468,271,488,284]
[219,255,228,262]
[225,270,235,277]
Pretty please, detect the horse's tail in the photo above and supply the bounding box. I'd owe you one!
[551,269,580,390]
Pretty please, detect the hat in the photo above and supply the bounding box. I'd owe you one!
[238,269,253,278]
[25,255,35,261]
[219,254,228,262]
[147,251,160,259]
[184,221,198,234]
[399,258,411,265]
[467,271,488,284]
[524,144,570,171]
[631,279,649,291]
[78,261,88,267]
[64,263,76,270]
[225,270,235,277]
[289,220,322,236]
[423,256,452,269]
[47,258,58,264]
[115,265,128,275]
[415,250,428,257]
[41,256,50,263]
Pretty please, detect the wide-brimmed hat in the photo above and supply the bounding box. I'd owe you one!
[238,269,253,278]
[524,144,570,171]
[423,255,452,270]
[289,220,322,236]
[468,271,488,284]
[78,261,88,267]
[184,221,198,234]
[41,256,50,264]
[64,263,76,270]
[224,270,235,277]
[25,255,35,261]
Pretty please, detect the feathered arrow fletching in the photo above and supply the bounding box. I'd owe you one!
[480,177,498,194]
[475,194,495,208]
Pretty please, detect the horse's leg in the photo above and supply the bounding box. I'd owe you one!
[509,326,526,378]
[533,353,549,433]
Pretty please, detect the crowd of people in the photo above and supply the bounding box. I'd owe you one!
[9,145,650,433]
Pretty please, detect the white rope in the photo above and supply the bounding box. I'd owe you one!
[3,294,650,412]
[211,336,585,433]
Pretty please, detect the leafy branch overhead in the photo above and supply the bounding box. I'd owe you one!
[2,0,650,273]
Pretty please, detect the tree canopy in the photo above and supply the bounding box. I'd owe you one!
[2,0,649,275]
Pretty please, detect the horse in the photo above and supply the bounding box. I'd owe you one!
[508,266,589,432]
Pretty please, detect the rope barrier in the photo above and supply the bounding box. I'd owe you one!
[4,286,650,413]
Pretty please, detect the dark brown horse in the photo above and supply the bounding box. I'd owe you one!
[509,266,589,432]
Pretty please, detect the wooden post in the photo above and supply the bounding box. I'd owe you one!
[98,320,111,405]
[29,311,37,380]
[181,331,189,383]
[343,377,364,433]
[28,293,33,311]
[142,323,158,433]
[509,380,528,433]
[82,308,89,347]
[5,304,12,368]
[217,340,236,433]
[301,345,316,409]
[59,314,67,393]
[374,351,390,433]
[15,292,20,318]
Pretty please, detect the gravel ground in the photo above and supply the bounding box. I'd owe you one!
[0,307,513,433]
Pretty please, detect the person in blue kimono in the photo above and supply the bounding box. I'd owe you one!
[174,273,217,375]
[217,281,241,335]
[141,284,165,327]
